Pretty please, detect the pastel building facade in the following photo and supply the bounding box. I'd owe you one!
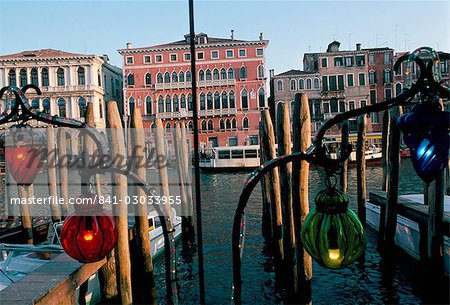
[0,49,123,128]
[118,32,269,147]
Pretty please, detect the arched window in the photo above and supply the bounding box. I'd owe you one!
[145,96,152,115]
[306,78,312,89]
[41,68,49,86]
[145,73,151,85]
[188,94,193,111]
[243,117,249,129]
[277,80,283,91]
[78,97,87,117]
[299,79,304,90]
[258,88,265,107]
[219,119,225,130]
[221,91,228,108]
[395,83,403,97]
[188,121,193,131]
[164,72,170,83]
[42,98,50,114]
[384,69,392,84]
[158,96,164,113]
[98,70,102,87]
[213,69,219,80]
[208,120,213,131]
[207,92,213,109]
[31,98,39,109]
[214,92,220,109]
[241,88,248,109]
[173,94,179,112]
[180,94,186,109]
[129,97,135,115]
[57,68,65,86]
[227,68,234,79]
[369,70,376,84]
[221,68,227,79]
[179,71,185,82]
[186,71,192,82]
[229,90,235,108]
[258,65,264,79]
[172,71,178,83]
[199,70,205,81]
[58,98,66,117]
[157,72,163,83]
[165,95,172,112]
[206,69,212,81]
[201,120,207,131]
[239,66,247,80]
[8,69,16,86]
[232,118,237,129]
[127,74,134,86]
[19,69,27,87]
[291,79,297,91]
[226,119,231,129]
[77,67,85,85]
[200,93,206,110]
[313,78,320,89]
[31,68,38,86]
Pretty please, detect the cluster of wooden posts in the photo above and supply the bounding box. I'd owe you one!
[258,93,448,301]
[11,100,194,305]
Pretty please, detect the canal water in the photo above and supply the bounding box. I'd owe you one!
[153,159,449,304]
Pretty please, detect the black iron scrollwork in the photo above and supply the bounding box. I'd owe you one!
[231,48,450,304]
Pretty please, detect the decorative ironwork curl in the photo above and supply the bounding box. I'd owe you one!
[231,49,450,304]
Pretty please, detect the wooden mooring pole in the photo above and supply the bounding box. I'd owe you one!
[85,102,118,302]
[260,110,284,268]
[46,126,60,223]
[131,108,157,305]
[381,109,390,192]
[276,101,297,297]
[381,106,402,256]
[107,101,133,305]
[291,92,312,303]
[57,127,69,218]
[340,120,349,194]
[356,115,367,226]
[181,122,195,237]
[18,185,33,244]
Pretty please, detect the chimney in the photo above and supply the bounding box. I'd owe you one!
[269,69,275,78]
[259,32,264,41]
[126,42,133,49]
[356,43,361,51]
[231,29,234,41]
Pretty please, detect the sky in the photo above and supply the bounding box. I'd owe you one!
[0,0,449,74]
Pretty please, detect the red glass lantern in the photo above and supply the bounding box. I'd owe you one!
[2,126,45,186]
[60,194,118,263]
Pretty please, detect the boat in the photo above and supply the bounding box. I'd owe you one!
[400,147,411,158]
[0,208,182,304]
[199,145,260,171]
[366,194,450,275]
[0,218,50,245]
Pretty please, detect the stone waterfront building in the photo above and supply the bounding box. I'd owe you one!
[0,49,123,128]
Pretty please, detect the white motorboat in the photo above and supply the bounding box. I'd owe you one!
[366,194,450,275]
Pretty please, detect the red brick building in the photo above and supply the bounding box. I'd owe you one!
[118,32,269,147]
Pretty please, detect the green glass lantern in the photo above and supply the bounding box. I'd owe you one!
[301,188,365,268]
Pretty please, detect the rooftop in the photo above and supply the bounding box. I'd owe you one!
[275,69,317,77]
[0,49,93,60]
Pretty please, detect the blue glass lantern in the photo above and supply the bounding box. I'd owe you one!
[397,101,449,183]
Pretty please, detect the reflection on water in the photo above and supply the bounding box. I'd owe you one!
[153,160,448,304]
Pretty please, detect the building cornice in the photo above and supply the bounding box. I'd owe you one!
[118,40,269,55]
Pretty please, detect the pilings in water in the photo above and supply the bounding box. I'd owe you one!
[380,105,403,256]
[381,109,390,192]
[291,92,312,302]
[356,115,367,226]
[130,108,157,305]
[107,101,133,305]
[46,126,60,223]
[276,101,297,296]
[260,110,284,269]
[57,128,69,218]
